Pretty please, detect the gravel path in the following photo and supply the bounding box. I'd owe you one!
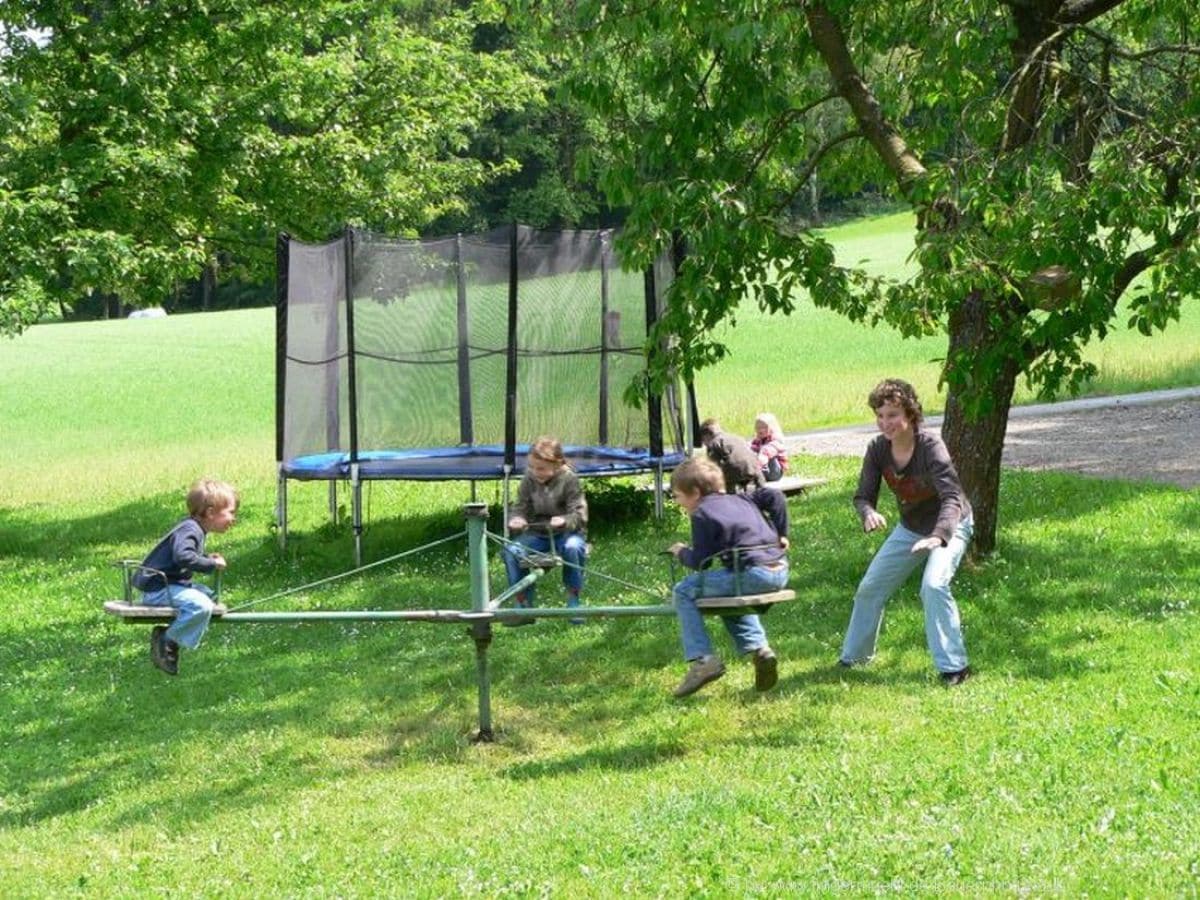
[789,387,1200,489]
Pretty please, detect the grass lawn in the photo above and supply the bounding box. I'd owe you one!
[1,216,1198,894]
[697,211,1200,431]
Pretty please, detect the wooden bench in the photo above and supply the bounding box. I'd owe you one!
[695,589,795,615]
[764,476,828,496]
[638,476,826,496]
[103,600,228,623]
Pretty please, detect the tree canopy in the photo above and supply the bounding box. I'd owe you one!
[515,0,1199,552]
[0,0,538,332]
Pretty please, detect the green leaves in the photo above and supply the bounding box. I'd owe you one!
[0,0,540,332]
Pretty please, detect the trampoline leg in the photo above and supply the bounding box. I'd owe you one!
[276,467,289,550]
[351,464,362,568]
[654,464,665,519]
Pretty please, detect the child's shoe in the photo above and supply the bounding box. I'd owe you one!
[940,666,972,686]
[673,655,725,697]
[502,594,536,627]
[150,626,179,676]
[567,593,585,625]
[752,646,778,692]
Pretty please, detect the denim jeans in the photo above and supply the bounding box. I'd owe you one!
[840,517,973,672]
[140,582,218,650]
[502,531,587,605]
[673,563,789,661]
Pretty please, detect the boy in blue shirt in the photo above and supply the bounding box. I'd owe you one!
[134,479,238,675]
[666,457,790,697]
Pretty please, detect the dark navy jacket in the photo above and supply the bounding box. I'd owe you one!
[132,517,219,592]
[678,489,789,572]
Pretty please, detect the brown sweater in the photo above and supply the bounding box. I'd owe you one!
[853,430,970,545]
[705,429,766,493]
[513,466,588,534]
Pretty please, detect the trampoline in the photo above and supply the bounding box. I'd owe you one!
[276,224,692,562]
[282,445,684,481]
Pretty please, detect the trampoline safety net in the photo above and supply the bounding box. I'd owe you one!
[277,225,688,482]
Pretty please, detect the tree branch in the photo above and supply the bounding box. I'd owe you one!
[774,128,864,214]
[803,2,926,190]
[1112,215,1198,301]
[1057,0,1131,25]
[736,91,840,190]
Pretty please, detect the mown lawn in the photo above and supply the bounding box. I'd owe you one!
[1,214,1197,895]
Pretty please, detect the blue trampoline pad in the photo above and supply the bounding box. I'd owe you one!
[282,445,686,481]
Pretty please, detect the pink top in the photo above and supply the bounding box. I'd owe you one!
[750,434,788,473]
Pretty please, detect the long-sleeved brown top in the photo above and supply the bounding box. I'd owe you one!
[853,430,970,545]
[514,466,588,534]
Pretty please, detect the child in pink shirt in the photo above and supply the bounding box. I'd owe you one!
[749,412,788,482]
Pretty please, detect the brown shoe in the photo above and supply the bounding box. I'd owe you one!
[150,626,179,676]
[940,666,972,686]
[752,647,778,692]
[673,655,725,698]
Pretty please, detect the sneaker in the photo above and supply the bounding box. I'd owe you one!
[752,646,778,692]
[567,594,585,626]
[150,626,178,676]
[502,595,536,627]
[673,655,725,698]
[940,666,972,686]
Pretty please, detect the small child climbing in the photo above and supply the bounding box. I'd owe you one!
[698,417,765,494]
[749,412,788,482]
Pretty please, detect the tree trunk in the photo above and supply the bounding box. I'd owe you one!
[940,292,1020,557]
[201,261,216,311]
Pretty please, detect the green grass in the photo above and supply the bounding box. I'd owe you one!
[1,216,1198,895]
[697,211,1200,431]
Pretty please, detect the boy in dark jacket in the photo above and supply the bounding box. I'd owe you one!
[135,479,237,674]
[667,457,789,697]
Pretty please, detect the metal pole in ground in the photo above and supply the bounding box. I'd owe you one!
[465,502,495,742]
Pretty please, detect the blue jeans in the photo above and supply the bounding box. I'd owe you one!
[502,532,587,605]
[840,518,973,672]
[673,564,789,661]
[140,582,217,650]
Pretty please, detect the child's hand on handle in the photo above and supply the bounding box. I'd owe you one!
[667,541,687,559]
[508,515,528,532]
[549,515,566,530]
[779,536,790,551]
[910,536,942,554]
[862,509,887,533]
[211,554,227,570]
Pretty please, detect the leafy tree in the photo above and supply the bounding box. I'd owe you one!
[432,22,613,232]
[0,0,538,332]
[514,0,1199,553]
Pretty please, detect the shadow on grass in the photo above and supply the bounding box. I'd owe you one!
[1,469,1195,819]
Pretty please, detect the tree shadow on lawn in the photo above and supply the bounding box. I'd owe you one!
[4,475,1192,819]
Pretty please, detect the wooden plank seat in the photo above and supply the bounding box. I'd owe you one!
[764,476,828,495]
[695,588,795,615]
[104,600,228,623]
[516,551,563,571]
[636,476,826,496]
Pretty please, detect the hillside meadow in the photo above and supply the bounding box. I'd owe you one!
[1,215,1197,895]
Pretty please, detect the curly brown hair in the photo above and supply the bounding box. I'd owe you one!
[867,378,924,426]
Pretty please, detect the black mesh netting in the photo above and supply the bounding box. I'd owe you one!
[279,225,685,472]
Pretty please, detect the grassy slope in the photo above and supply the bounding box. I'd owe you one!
[1,217,1198,895]
[697,212,1200,430]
